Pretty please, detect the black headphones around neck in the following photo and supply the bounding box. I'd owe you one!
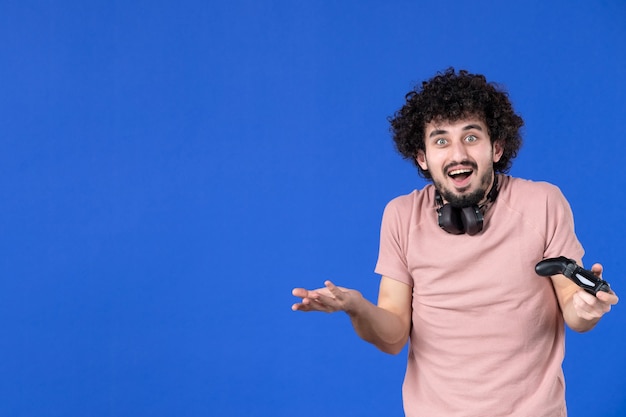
[435,175,499,236]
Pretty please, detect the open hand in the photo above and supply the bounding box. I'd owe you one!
[291,281,360,313]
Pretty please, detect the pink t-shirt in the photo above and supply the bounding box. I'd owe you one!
[375,175,584,417]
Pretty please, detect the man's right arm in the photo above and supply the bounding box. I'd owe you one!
[291,276,412,355]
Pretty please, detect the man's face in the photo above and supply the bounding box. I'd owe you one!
[416,118,504,208]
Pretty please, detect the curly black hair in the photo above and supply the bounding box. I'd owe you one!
[388,68,524,179]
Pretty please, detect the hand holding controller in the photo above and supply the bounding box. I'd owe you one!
[535,257,611,296]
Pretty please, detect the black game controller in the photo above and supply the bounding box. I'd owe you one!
[535,256,611,296]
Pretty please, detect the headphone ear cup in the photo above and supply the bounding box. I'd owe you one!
[438,204,465,235]
[460,206,484,236]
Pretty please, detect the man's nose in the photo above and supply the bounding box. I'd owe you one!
[449,140,469,160]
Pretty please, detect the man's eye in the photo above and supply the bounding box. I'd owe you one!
[435,138,447,146]
[465,134,477,142]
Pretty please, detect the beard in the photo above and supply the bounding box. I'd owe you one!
[435,168,493,208]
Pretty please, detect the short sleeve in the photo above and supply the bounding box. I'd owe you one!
[374,195,414,286]
[542,184,585,261]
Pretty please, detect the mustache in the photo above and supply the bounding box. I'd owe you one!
[444,160,477,173]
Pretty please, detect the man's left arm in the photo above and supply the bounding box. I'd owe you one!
[551,262,619,332]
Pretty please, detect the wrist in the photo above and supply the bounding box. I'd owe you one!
[344,290,364,317]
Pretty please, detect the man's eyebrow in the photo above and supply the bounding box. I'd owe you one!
[428,124,483,138]
[428,129,448,138]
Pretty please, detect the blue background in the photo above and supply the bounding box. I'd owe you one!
[1,1,624,416]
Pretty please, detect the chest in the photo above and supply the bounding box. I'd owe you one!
[406,203,553,313]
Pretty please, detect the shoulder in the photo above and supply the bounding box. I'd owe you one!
[382,186,434,217]
[499,175,568,206]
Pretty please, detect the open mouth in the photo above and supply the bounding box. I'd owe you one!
[448,168,473,183]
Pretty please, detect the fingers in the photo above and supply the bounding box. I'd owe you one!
[597,289,619,306]
[291,296,320,312]
[291,300,321,312]
[292,297,335,313]
[292,287,309,298]
[291,288,319,312]
[572,291,602,321]
[573,289,615,321]
[291,285,329,312]
[591,263,603,278]
[324,280,344,299]
[291,281,346,313]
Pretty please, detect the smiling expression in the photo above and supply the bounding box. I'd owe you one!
[416,118,504,208]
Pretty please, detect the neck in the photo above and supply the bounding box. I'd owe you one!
[480,174,499,207]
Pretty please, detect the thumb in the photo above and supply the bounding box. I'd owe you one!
[325,280,343,298]
[591,263,603,278]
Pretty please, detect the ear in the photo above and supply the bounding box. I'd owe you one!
[416,150,428,170]
[492,140,504,163]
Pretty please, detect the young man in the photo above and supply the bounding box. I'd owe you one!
[291,68,618,416]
